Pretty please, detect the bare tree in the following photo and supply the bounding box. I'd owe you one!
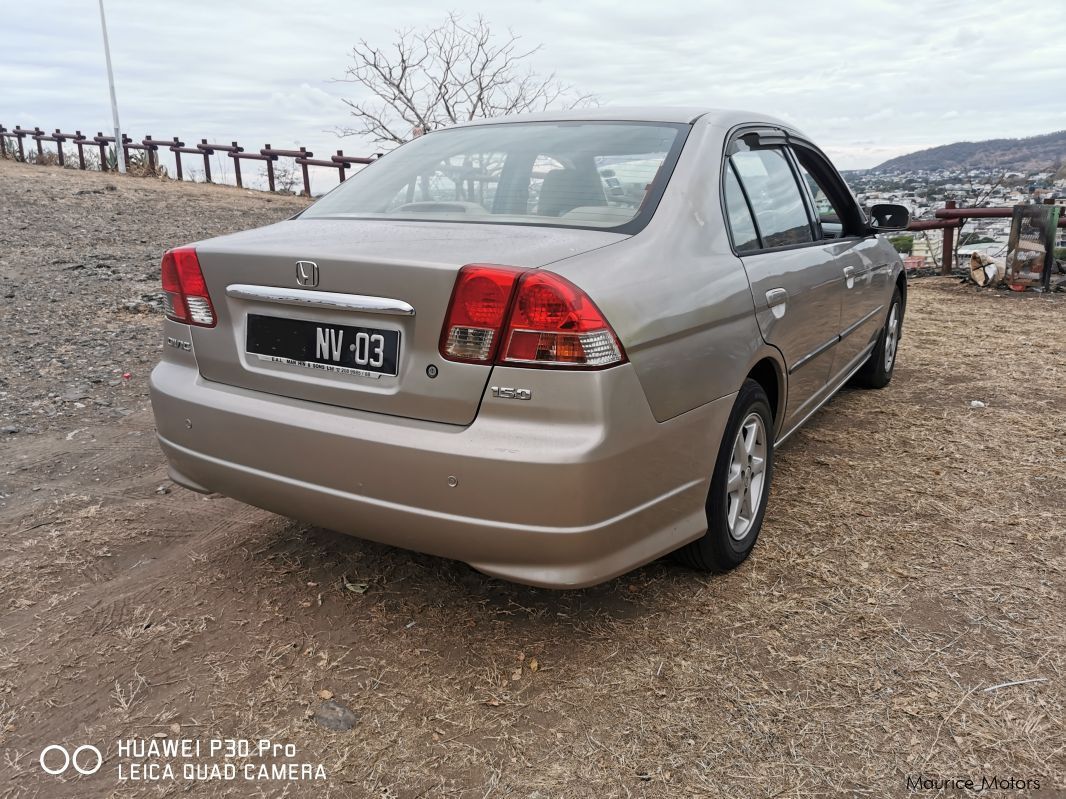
[336,14,595,146]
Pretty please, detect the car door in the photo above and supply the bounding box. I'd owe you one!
[789,141,893,382]
[723,132,845,432]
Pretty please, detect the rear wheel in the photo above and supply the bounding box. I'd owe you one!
[675,379,774,572]
[852,288,902,389]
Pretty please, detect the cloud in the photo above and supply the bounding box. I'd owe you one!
[2,0,1064,170]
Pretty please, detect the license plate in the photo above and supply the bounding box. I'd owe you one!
[246,314,400,378]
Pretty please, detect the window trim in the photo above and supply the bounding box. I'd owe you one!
[720,125,868,257]
[724,160,763,253]
[787,139,867,242]
[722,134,816,253]
[782,145,823,242]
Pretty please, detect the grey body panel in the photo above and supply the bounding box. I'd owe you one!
[740,245,842,428]
[151,333,733,588]
[191,220,624,426]
[834,237,898,371]
[548,117,775,422]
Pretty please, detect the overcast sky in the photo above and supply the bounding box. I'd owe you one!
[4,0,1065,185]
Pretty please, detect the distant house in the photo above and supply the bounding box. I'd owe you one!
[903,255,928,271]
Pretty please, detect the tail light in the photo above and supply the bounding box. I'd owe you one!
[161,247,216,327]
[439,265,625,368]
[439,265,524,363]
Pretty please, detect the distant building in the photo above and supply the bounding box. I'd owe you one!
[911,230,941,262]
[903,255,927,271]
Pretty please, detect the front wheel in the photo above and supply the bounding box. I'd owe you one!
[852,288,902,389]
[674,379,774,572]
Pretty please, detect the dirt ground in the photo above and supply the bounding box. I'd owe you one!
[0,158,1063,798]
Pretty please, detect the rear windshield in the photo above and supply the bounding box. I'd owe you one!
[300,121,689,232]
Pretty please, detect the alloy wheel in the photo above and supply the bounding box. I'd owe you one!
[884,302,900,372]
[725,412,768,541]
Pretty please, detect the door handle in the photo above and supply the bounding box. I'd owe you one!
[765,288,788,319]
[843,266,856,289]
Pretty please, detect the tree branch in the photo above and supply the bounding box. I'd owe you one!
[333,14,595,147]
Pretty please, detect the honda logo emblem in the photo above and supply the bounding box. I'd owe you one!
[295,261,319,287]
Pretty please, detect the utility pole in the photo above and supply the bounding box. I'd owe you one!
[97,0,126,174]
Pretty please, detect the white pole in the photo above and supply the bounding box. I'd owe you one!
[97,0,125,174]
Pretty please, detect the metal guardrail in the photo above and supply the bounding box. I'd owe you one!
[0,124,379,196]
[907,199,1066,275]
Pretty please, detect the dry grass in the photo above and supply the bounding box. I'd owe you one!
[0,160,1063,797]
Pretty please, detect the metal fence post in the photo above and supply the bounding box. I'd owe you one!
[200,139,213,183]
[74,132,86,169]
[172,137,183,180]
[231,142,243,188]
[299,147,310,196]
[120,134,133,170]
[144,134,156,173]
[263,144,276,192]
[941,200,956,275]
[170,138,203,182]
[96,132,107,171]
[54,130,66,166]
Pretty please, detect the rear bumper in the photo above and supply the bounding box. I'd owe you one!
[150,360,733,588]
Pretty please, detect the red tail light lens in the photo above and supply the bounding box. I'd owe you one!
[438,265,625,369]
[500,271,625,367]
[439,265,524,363]
[161,247,216,327]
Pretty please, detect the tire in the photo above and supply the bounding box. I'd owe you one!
[852,288,903,389]
[674,379,774,572]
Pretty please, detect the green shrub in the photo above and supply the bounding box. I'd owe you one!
[889,235,914,254]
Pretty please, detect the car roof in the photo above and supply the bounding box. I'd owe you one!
[449,106,797,131]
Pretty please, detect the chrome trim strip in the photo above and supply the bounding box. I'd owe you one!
[840,303,884,340]
[226,284,415,316]
[776,341,876,446]
[788,335,839,375]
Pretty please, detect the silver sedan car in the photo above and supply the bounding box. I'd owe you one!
[149,108,909,588]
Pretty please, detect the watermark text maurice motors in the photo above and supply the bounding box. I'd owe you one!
[39,737,327,783]
[906,773,1042,793]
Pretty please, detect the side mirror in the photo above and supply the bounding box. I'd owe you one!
[868,203,910,232]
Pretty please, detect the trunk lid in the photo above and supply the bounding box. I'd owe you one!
[189,219,625,425]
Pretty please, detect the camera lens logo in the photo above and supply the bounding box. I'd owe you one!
[40,744,103,776]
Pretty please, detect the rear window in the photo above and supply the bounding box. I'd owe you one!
[300,121,689,232]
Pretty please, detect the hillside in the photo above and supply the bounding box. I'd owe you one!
[1,156,1065,799]
[874,130,1066,173]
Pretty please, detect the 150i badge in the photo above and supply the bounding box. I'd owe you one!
[490,386,532,400]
